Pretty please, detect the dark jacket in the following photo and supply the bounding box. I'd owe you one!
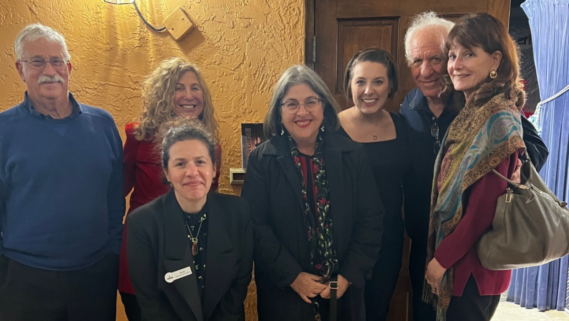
[241,131,384,321]
[127,191,253,321]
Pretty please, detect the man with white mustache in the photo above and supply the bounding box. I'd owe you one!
[0,24,124,321]
[399,12,549,321]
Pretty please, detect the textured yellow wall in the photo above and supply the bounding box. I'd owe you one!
[0,0,304,320]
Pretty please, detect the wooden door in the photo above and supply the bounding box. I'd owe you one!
[307,0,511,112]
[305,1,510,320]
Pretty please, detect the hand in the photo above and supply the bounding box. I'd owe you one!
[511,158,522,184]
[425,258,447,296]
[320,274,350,300]
[290,272,328,304]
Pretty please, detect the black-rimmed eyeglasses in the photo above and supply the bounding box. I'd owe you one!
[431,121,441,155]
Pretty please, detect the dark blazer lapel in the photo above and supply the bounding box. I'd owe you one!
[203,194,237,320]
[324,133,351,253]
[266,136,304,211]
[162,190,205,321]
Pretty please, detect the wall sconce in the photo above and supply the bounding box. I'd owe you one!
[106,0,196,40]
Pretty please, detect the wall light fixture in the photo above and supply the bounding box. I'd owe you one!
[105,0,195,40]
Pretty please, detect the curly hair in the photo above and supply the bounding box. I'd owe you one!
[446,13,525,110]
[134,58,218,141]
[404,11,454,65]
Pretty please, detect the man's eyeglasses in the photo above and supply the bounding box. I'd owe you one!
[281,98,323,114]
[431,121,441,155]
[20,58,68,70]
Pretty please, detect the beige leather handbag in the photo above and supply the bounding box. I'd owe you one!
[477,161,569,270]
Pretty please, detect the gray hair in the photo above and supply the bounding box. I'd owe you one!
[404,11,454,64]
[264,65,341,138]
[14,23,70,61]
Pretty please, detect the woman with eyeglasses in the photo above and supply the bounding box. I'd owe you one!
[118,58,221,321]
[423,14,527,321]
[241,65,383,321]
[338,48,410,321]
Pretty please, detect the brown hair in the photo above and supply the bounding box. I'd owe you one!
[158,118,216,171]
[344,48,399,101]
[446,13,525,109]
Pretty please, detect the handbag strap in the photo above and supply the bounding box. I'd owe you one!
[491,168,530,190]
[329,276,338,321]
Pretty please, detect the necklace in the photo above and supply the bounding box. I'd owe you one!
[185,213,206,256]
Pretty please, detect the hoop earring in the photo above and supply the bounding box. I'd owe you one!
[489,70,498,79]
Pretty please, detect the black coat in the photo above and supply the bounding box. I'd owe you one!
[241,131,384,321]
[127,191,253,321]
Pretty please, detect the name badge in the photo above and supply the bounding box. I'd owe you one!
[165,266,193,283]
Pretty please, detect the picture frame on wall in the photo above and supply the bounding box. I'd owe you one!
[241,123,266,169]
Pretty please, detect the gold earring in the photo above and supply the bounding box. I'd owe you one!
[489,70,497,79]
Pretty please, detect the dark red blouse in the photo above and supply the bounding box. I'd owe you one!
[434,151,518,297]
[118,122,221,294]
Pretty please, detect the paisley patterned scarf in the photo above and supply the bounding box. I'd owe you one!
[423,93,525,320]
[288,132,338,278]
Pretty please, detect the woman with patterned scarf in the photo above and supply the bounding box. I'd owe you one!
[423,13,526,321]
[242,65,383,321]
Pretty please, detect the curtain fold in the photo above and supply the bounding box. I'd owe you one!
[507,0,569,312]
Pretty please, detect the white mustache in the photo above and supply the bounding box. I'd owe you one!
[38,75,65,84]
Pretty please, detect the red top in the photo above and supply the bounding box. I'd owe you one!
[118,122,222,293]
[434,152,518,297]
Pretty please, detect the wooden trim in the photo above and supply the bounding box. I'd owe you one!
[304,0,315,69]
[488,0,512,29]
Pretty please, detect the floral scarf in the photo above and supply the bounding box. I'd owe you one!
[423,94,525,320]
[288,133,338,278]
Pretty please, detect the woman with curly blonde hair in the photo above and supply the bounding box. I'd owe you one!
[118,57,221,321]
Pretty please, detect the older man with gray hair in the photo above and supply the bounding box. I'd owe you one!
[0,23,124,320]
[399,11,548,321]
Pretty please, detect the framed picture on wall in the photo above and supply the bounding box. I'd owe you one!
[241,123,266,169]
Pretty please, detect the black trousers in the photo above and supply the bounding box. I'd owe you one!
[409,240,437,321]
[446,276,500,321]
[0,252,119,321]
[364,238,404,321]
[120,291,142,321]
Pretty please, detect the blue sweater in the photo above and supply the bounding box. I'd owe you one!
[0,93,125,271]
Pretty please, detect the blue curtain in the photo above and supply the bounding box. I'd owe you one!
[507,0,569,312]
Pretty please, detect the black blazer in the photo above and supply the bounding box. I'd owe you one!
[241,131,384,321]
[127,191,253,321]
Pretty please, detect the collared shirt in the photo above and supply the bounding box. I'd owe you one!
[399,88,459,242]
[24,92,83,120]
